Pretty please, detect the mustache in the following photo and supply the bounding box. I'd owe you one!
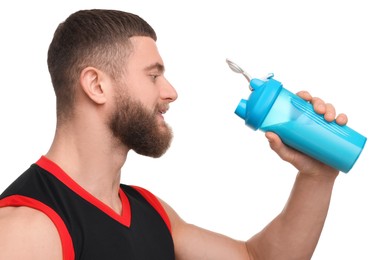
[156,104,169,114]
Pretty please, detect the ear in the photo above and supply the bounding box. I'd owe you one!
[79,67,108,105]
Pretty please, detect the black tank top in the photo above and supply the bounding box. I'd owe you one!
[0,156,175,260]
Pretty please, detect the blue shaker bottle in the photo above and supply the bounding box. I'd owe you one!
[234,75,367,173]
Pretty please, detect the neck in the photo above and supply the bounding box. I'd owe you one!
[45,118,128,214]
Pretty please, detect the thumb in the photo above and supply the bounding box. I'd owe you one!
[265,132,297,164]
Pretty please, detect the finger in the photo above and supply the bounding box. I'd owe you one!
[296,90,312,101]
[323,103,336,122]
[335,113,348,125]
[311,97,326,115]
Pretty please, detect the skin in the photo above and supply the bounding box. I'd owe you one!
[0,36,348,260]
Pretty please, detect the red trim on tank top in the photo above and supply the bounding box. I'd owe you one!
[36,156,131,227]
[0,195,75,260]
[131,185,172,233]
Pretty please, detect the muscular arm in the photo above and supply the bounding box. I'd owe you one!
[162,166,337,260]
[160,199,250,260]
[0,206,62,259]
[161,91,347,260]
[246,141,338,259]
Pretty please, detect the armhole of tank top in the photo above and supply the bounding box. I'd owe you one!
[130,185,172,234]
[0,195,75,260]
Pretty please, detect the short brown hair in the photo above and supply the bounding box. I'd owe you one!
[47,9,157,122]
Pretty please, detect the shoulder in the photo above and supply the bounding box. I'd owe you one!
[0,206,62,259]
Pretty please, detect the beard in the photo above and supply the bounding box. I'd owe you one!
[108,92,173,158]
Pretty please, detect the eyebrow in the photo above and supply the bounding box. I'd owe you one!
[143,62,165,73]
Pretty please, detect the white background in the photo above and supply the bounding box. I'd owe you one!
[0,1,388,259]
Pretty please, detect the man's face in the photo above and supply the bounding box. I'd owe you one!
[108,36,178,158]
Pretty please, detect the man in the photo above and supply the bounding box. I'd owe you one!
[0,9,348,259]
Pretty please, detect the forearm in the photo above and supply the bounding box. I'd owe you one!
[246,171,337,260]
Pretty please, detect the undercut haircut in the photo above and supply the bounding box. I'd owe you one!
[47,9,157,122]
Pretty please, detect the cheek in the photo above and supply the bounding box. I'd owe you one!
[123,76,160,110]
[133,87,160,110]
[144,97,159,112]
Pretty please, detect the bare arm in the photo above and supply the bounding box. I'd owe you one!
[246,144,338,259]
[162,91,347,260]
[160,199,250,260]
[0,206,62,259]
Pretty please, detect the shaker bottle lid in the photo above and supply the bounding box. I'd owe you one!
[235,78,282,130]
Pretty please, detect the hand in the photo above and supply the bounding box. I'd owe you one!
[265,91,348,178]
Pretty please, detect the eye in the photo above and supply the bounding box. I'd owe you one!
[150,74,160,81]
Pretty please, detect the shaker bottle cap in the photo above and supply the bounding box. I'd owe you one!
[235,78,282,130]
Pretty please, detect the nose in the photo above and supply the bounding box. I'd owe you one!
[161,77,178,103]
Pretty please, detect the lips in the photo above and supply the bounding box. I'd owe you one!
[156,105,169,123]
[158,105,169,115]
